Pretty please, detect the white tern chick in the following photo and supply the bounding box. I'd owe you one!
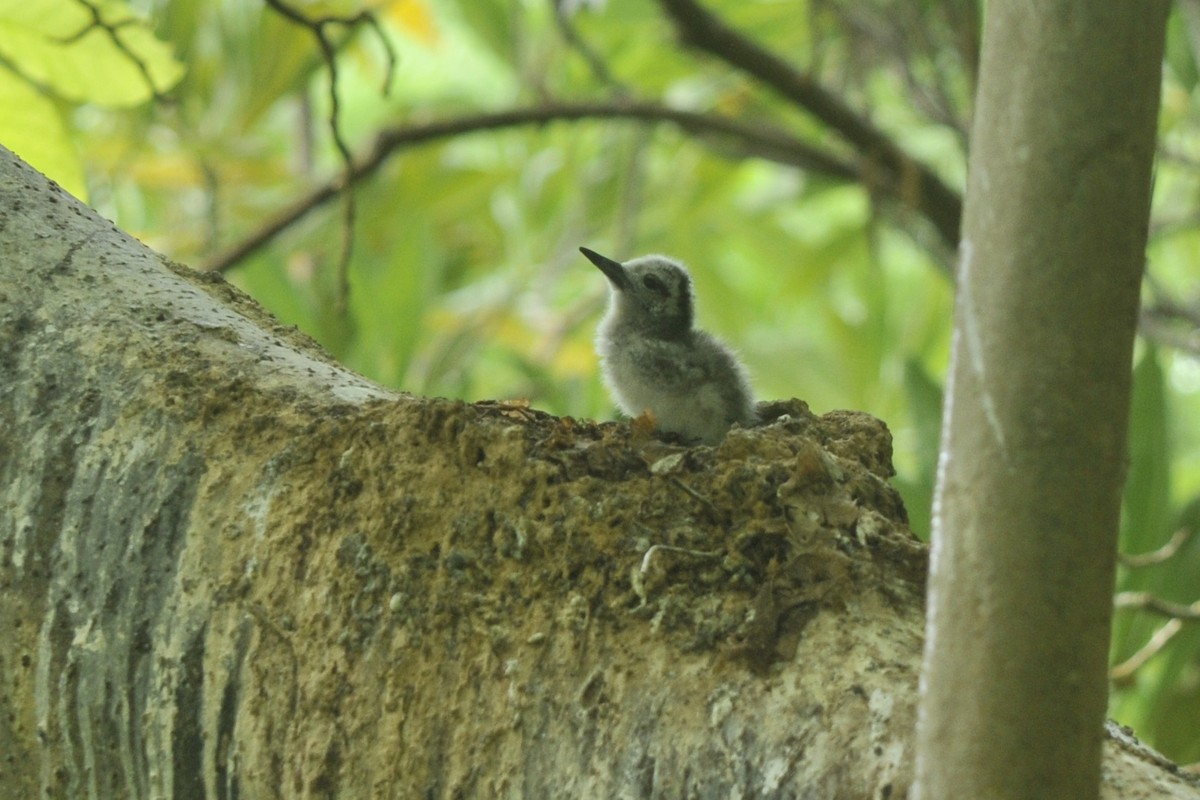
[581,246,756,445]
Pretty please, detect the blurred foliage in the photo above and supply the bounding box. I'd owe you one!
[4,0,1200,765]
[0,0,183,197]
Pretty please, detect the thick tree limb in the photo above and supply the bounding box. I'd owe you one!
[655,0,963,247]
[916,2,1169,798]
[3,145,1196,798]
[0,143,925,797]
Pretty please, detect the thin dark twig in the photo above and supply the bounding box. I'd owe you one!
[199,101,857,274]
[59,9,138,43]
[894,9,970,146]
[825,2,965,138]
[67,0,171,102]
[668,477,721,521]
[360,14,397,96]
[261,0,397,312]
[552,0,629,94]
[0,52,52,98]
[1144,270,1200,320]
[655,0,962,249]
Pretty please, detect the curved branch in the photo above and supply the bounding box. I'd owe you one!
[656,0,962,248]
[1118,527,1195,568]
[1110,617,1183,683]
[199,101,857,274]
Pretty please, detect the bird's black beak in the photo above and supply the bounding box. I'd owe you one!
[580,247,631,291]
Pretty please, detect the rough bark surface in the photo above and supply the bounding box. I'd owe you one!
[0,146,1197,799]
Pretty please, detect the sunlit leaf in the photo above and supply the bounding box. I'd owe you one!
[0,65,86,198]
[0,0,184,106]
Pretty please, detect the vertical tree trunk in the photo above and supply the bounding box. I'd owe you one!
[915,3,1168,799]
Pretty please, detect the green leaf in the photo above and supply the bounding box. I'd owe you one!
[1120,347,1173,562]
[0,0,183,106]
[0,65,86,198]
[899,358,944,540]
[1165,6,1199,91]
[1110,347,1173,670]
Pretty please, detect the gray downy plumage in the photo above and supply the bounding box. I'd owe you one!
[581,246,756,445]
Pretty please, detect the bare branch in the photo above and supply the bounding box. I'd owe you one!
[1118,527,1195,568]
[199,101,857,274]
[261,0,397,311]
[552,0,629,95]
[67,0,172,103]
[1114,592,1200,621]
[1138,272,1200,354]
[1110,587,1200,683]
[655,0,962,248]
[820,2,969,143]
[1110,618,1184,684]
[1137,312,1199,354]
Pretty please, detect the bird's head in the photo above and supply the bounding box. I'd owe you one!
[581,247,694,339]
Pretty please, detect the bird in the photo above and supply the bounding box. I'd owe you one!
[580,246,756,445]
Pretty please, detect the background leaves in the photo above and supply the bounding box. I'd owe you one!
[0,0,183,197]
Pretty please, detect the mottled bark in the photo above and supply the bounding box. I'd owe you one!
[0,146,1196,800]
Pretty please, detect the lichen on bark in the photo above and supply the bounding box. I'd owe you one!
[3,144,1197,799]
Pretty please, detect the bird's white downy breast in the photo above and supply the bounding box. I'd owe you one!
[597,336,735,444]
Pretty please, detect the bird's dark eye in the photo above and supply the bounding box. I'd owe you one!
[642,275,666,294]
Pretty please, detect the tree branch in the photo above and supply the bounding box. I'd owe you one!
[67,0,172,103]
[261,0,396,311]
[553,0,630,95]
[1110,590,1200,684]
[915,0,1167,793]
[1118,527,1195,568]
[1138,308,1200,354]
[655,0,962,248]
[4,139,1198,800]
[1137,273,1200,355]
[198,101,857,274]
[1115,592,1200,621]
[1110,618,1184,684]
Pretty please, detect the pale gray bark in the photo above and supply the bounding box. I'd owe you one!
[0,143,1196,800]
[915,3,1170,799]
